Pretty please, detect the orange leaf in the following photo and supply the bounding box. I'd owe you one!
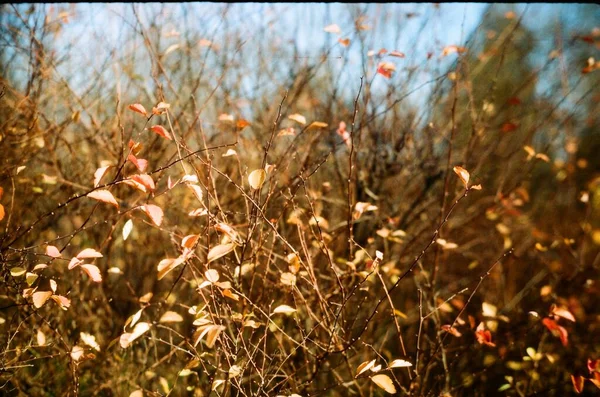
[236,119,251,129]
[338,38,350,47]
[441,324,462,337]
[571,375,585,394]
[377,62,396,79]
[150,125,172,140]
[142,204,164,226]
[87,190,119,209]
[80,264,102,282]
[32,291,53,308]
[46,245,62,258]
[127,174,156,192]
[475,323,496,347]
[128,103,148,117]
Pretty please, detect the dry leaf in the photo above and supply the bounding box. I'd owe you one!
[371,374,397,394]
[207,243,234,263]
[272,305,297,315]
[453,166,470,187]
[288,113,306,125]
[128,103,148,117]
[150,125,172,140]
[88,190,119,209]
[159,311,184,323]
[248,169,267,190]
[142,204,164,226]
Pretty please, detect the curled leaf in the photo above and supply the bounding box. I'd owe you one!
[453,166,470,187]
[80,264,102,283]
[248,169,267,190]
[128,103,148,116]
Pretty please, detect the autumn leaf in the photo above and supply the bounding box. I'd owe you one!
[93,166,111,187]
[159,311,184,323]
[152,102,170,115]
[324,24,341,34]
[120,322,151,348]
[542,317,569,346]
[377,62,396,78]
[80,264,102,282]
[123,219,133,241]
[32,291,53,308]
[288,113,306,125]
[356,359,377,376]
[388,359,412,368]
[453,166,470,187]
[157,257,185,280]
[389,50,405,58]
[371,374,397,394]
[272,305,297,315]
[338,38,350,47]
[87,189,119,209]
[150,125,172,140]
[128,154,148,173]
[475,323,496,347]
[207,243,234,263]
[248,169,266,190]
[128,103,148,117]
[571,375,585,394]
[142,204,164,226]
[76,248,103,259]
[46,245,62,258]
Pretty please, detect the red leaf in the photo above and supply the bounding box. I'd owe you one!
[501,122,518,133]
[475,323,496,347]
[377,62,396,79]
[142,204,164,226]
[87,190,119,209]
[150,125,172,140]
[542,317,569,346]
[507,97,521,105]
[46,245,62,258]
[123,174,156,193]
[588,358,600,374]
[128,103,148,117]
[127,154,148,173]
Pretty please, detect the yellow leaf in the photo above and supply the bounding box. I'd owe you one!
[159,311,184,323]
[453,166,470,187]
[248,169,267,190]
[288,113,306,125]
[371,374,397,394]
